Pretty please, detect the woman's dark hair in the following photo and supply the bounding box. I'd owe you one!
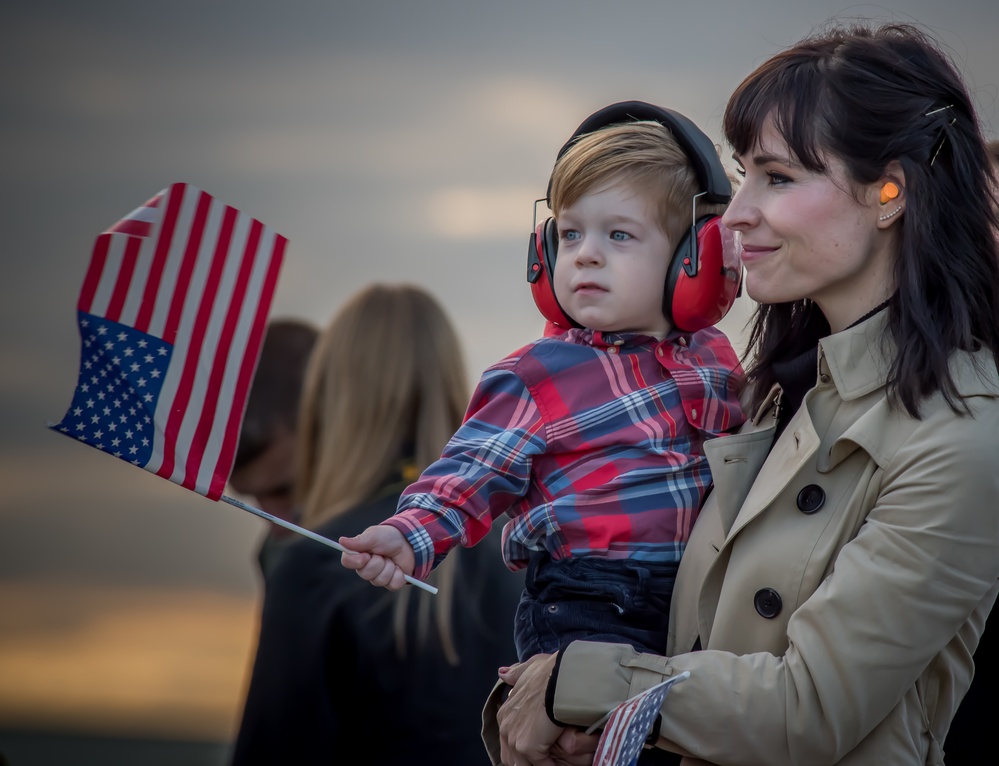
[724,21,999,417]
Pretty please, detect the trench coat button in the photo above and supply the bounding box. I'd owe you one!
[754,588,783,619]
[796,484,826,514]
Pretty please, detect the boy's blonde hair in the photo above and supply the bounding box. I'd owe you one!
[549,120,727,249]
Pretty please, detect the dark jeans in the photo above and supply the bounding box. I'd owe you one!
[513,552,677,662]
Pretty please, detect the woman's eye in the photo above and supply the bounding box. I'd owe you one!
[734,166,747,178]
[767,172,791,185]
[610,230,631,241]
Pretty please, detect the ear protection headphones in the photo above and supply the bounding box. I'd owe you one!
[526,100,742,333]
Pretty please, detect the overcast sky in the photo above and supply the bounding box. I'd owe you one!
[1,0,997,742]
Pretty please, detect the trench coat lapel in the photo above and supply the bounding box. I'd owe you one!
[672,394,777,652]
[726,406,819,539]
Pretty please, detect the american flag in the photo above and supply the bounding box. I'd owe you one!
[50,182,285,500]
[592,671,690,766]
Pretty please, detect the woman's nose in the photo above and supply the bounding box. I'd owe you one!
[721,185,757,231]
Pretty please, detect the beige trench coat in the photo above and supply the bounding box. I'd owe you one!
[486,313,999,765]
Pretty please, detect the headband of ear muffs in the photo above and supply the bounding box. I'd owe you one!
[526,100,742,333]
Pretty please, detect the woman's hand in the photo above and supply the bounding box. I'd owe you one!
[550,728,600,765]
[498,654,576,766]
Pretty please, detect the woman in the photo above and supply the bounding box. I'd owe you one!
[491,22,999,766]
[231,284,523,765]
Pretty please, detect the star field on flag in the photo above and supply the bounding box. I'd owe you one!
[54,318,171,466]
[592,671,690,766]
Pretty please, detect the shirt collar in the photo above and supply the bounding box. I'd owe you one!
[570,327,690,350]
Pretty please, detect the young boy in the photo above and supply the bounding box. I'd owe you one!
[341,107,744,661]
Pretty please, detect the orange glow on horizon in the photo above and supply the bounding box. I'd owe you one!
[0,581,259,742]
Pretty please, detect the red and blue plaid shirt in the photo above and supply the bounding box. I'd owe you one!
[384,326,744,580]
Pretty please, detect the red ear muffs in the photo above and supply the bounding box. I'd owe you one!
[527,100,743,335]
[527,217,579,331]
[666,216,743,333]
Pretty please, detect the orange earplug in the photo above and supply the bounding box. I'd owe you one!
[880,182,900,205]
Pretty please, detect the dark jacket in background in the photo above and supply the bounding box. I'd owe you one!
[944,610,995,764]
[231,487,523,765]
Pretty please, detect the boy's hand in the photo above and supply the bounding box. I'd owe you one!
[339,525,416,591]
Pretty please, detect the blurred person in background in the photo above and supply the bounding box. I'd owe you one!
[230,283,523,766]
[228,318,319,576]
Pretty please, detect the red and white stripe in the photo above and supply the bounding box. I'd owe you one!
[77,182,285,500]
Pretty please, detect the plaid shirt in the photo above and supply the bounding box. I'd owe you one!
[384,326,744,581]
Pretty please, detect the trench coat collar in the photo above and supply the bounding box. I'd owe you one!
[821,308,999,405]
[817,309,893,401]
[716,311,999,536]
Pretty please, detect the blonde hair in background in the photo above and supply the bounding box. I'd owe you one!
[549,120,728,248]
[295,283,471,663]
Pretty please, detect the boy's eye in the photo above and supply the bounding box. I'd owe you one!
[560,229,580,241]
[610,230,631,241]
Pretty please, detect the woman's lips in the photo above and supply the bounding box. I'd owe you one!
[739,244,778,264]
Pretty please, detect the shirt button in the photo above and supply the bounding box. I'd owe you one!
[608,346,619,354]
[657,347,664,357]
[691,408,698,419]
[678,336,688,346]
[754,588,783,619]
[819,373,831,383]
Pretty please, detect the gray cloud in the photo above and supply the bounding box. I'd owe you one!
[1,0,997,602]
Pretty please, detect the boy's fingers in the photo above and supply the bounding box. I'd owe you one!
[391,569,411,591]
[338,531,372,551]
[340,527,400,555]
[371,559,402,589]
[339,549,369,570]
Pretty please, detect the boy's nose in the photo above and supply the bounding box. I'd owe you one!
[574,238,603,265]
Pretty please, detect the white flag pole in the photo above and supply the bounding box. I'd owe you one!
[221,494,438,595]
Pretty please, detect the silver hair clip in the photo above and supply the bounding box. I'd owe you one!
[926,105,957,167]
[925,104,954,116]
[930,117,957,167]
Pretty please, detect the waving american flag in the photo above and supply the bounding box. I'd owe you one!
[49,183,285,500]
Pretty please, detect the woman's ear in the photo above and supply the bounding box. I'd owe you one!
[876,161,906,228]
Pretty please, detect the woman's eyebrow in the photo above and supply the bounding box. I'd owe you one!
[733,151,799,168]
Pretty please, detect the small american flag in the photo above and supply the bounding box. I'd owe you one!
[50,182,285,500]
[592,671,690,766]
